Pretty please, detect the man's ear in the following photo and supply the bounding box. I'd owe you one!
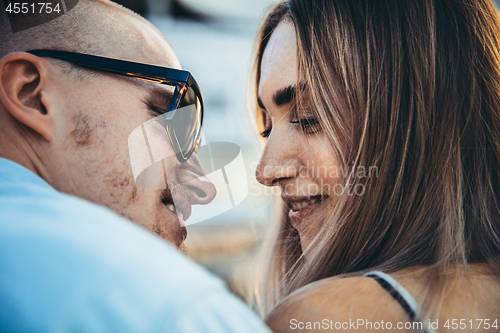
[0,52,55,141]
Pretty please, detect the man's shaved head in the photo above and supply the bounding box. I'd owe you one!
[0,0,215,248]
[0,0,178,71]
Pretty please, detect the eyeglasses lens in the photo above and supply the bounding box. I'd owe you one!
[172,86,202,158]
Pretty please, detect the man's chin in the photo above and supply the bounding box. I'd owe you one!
[151,223,187,249]
[178,242,187,254]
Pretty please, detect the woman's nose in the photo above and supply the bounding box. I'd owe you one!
[256,130,298,186]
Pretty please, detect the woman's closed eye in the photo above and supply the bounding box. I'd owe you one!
[290,118,321,134]
[260,111,273,138]
[261,127,272,138]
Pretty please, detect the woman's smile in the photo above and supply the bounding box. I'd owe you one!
[283,194,329,218]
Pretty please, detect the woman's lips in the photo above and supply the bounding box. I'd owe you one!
[287,195,328,221]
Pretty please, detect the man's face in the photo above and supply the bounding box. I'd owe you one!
[42,16,216,248]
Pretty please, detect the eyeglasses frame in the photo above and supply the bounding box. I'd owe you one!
[26,49,204,162]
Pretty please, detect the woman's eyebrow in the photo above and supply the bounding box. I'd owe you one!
[273,82,307,107]
[257,82,307,111]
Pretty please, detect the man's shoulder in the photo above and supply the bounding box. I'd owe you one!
[0,159,230,331]
[0,166,220,291]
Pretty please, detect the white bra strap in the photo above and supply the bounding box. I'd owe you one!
[364,271,438,333]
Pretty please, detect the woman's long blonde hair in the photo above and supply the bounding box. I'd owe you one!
[250,0,500,321]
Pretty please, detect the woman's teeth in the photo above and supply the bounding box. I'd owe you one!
[290,196,323,211]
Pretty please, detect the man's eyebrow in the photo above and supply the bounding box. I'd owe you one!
[146,86,175,111]
[272,82,307,107]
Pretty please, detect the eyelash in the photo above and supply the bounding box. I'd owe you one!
[260,118,320,138]
[261,128,272,138]
[290,118,320,133]
[146,101,168,117]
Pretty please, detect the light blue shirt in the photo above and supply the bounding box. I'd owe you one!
[0,158,269,333]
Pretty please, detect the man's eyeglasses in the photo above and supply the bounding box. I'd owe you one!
[26,49,204,163]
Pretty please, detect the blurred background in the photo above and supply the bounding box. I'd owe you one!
[114,0,280,300]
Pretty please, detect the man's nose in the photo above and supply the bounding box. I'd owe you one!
[177,154,217,205]
[256,129,298,186]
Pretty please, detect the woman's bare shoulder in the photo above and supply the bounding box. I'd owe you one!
[265,276,411,333]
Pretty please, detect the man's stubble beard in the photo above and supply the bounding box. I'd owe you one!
[69,111,188,253]
[178,242,187,254]
[104,162,190,252]
[108,170,189,253]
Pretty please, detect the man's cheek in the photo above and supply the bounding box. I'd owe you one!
[128,115,177,189]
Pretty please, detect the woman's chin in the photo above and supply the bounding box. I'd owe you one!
[292,221,328,257]
[288,197,329,245]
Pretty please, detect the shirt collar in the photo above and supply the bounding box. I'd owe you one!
[0,157,55,191]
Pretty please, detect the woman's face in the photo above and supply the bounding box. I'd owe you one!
[256,21,341,252]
